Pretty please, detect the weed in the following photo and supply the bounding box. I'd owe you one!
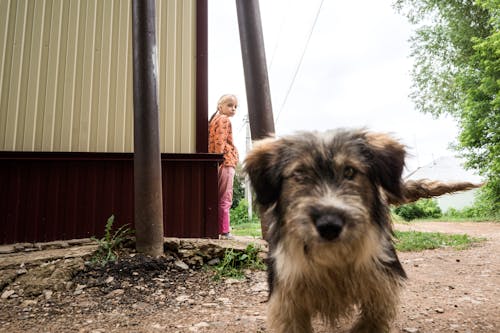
[90,215,134,266]
[213,243,266,280]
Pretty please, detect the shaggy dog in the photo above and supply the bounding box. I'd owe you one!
[244,129,480,333]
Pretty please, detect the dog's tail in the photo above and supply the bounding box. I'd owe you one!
[387,179,484,205]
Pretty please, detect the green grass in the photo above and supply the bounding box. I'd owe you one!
[231,222,262,237]
[231,222,484,252]
[394,230,484,252]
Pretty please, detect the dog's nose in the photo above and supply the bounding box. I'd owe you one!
[315,214,344,240]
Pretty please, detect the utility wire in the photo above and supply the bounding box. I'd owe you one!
[275,0,325,124]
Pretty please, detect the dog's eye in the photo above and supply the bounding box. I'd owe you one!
[343,167,356,180]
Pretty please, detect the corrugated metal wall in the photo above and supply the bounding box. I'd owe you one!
[0,0,196,153]
[0,152,221,244]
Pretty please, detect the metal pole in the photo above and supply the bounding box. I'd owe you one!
[236,0,275,140]
[245,119,253,221]
[132,0,164,256]
[236,0,275,239]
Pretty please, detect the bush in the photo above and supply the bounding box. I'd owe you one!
[232,174,245,209]
[394,198,442,221]
[442,188,500,220]
[230,199,259,225]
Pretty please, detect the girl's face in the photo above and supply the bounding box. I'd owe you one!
[218,97,238,117]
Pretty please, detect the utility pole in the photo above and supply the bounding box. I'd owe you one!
[132,0,164,257]
[236,0,275,239]
[236,0,275,140]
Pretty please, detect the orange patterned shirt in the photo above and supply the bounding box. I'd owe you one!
[208,113,239,167]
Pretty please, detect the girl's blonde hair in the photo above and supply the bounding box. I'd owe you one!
[216,94,238,111]
[209,94,238,123]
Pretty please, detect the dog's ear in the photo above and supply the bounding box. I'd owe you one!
[243,137,288,207]
[363,132,406,199]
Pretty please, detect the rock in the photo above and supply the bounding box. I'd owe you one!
[132,302,149,310]
[202,303,218,308]
[435,308,445,313]
[21,299,38,307]
[207,258,220,266]
[175,295,191,303]
[105,276,114,284]
[0,245,15,254]
[1,290,16,299]
[43,290,53,300]
[106,289,125,298]
[224,278,242,284]
[403,328,420,333]
[250,282,268,293]
[174,260,189,270]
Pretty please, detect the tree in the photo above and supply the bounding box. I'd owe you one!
[394,0,499,215]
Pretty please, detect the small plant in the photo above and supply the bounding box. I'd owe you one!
[213,243,266,280]
[90,215,134,266]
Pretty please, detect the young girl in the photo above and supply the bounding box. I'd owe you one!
[208,94,239,239]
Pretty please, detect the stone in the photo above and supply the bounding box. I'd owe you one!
[106,289,125,298]
[403,328,420,333]
[1,290,16,299]
[43,290,53,300]
[207,258,220,266]
[174,260,189,270]
[0,245,15,254]
[175,295,191,303]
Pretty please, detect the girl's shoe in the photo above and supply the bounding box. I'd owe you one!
[220,233,234,240]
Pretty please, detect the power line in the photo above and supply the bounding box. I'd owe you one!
[275,0,325,124]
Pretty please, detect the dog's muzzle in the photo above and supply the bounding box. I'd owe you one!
[314,213,344,241]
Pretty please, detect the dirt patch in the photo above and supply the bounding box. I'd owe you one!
[0,222,498,333]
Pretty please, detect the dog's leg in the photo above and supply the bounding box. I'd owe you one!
[350,305,394,333]
[268,291,313,333]
[349,287,398,333]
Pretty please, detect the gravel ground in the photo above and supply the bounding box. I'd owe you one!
[0,221,498,333]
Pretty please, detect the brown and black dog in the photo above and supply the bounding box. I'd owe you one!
[244,129,480,333]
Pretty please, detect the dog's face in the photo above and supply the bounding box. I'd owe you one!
[244,129,406,248]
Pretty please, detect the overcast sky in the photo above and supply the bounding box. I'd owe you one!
[208,0,460,173]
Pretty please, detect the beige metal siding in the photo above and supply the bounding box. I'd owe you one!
[0,0,196,153]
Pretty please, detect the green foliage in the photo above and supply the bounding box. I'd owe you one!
[212,243,266,280]
[230,199,260,225]
[394,198,442,221]
[394,230,483,251]
[394,0,500,213]
[90,215,134,266]
[444,190,500,220]
[232,172,245,209]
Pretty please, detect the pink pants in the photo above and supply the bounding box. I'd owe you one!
[218,166,235,234]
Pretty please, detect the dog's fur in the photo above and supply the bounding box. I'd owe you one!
[244,129,481,333]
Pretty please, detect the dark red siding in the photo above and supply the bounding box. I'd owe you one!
[0,152,222,244]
